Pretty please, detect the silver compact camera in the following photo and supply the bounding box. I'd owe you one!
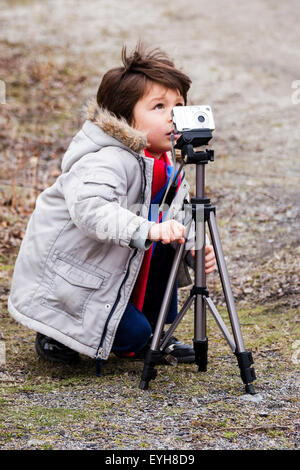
[172,105,215,133]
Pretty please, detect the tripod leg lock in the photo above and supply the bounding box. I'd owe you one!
[139,349,162,390]
[193,338,208,372]
[191,286,209,297]
[235,351,256,385]
[191,198,216,222]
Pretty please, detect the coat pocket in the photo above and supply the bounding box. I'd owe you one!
[42,258,106,322]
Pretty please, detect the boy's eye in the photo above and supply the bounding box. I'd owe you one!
[154,103,164,110]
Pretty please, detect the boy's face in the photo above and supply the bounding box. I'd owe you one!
[132,82,185,158]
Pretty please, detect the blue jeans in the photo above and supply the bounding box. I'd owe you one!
[112,243,178,353]
[111,298,177,353]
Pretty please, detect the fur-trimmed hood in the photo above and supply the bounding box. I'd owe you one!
[85,99,147,154]
[61,100,148,173]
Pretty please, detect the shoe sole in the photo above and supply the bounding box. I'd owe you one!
[160,355,195,365]
[175,356,195,364]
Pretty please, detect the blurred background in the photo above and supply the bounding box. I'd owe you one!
[0,0,299,308]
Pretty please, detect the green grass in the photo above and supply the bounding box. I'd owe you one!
[0,297,299,449]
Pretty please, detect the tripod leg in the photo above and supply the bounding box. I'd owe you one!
[194,243,208,373]
[208,211,256,394]
[160,294,195,350]
[204,296,236,352]
[139,219,193,390]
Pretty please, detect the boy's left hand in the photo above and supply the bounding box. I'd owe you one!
[191,244,216,274]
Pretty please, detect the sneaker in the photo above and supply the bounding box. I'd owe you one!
[35,333,80,365]
[114,335,195,364]
[161,335,195,364]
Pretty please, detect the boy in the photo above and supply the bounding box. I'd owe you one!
[8,43,216,367]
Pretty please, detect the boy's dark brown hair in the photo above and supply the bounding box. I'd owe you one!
[96,42,191,125]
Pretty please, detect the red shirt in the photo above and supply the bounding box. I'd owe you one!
[130,150,169,311]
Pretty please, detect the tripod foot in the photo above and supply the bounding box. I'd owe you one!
[139,349,162,391]
[245,383,256,395]
[139,379,149,391]
[235,350,256,391]
[194,338,208,372]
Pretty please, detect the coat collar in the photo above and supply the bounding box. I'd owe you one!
[84,99,148,154]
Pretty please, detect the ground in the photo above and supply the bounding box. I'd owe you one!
[0,0,299,450]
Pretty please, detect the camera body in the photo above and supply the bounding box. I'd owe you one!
[172,105,215,133]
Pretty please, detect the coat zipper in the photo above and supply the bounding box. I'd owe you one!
[140,156,146,205]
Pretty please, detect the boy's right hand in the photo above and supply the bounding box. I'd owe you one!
[148,220,185,245]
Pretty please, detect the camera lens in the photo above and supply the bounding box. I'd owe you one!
[198,115,205,123]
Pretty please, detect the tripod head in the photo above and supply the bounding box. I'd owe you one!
[175,129,214,165]
[175,129,213,149]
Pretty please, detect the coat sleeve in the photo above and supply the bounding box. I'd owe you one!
[61,149,155,250]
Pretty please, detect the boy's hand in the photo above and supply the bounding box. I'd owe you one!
[148,220,185,245]
[191,245,216,274]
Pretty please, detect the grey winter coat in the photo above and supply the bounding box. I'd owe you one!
[8,101,196,360]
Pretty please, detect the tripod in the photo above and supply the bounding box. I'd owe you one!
[139,130,257,394]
